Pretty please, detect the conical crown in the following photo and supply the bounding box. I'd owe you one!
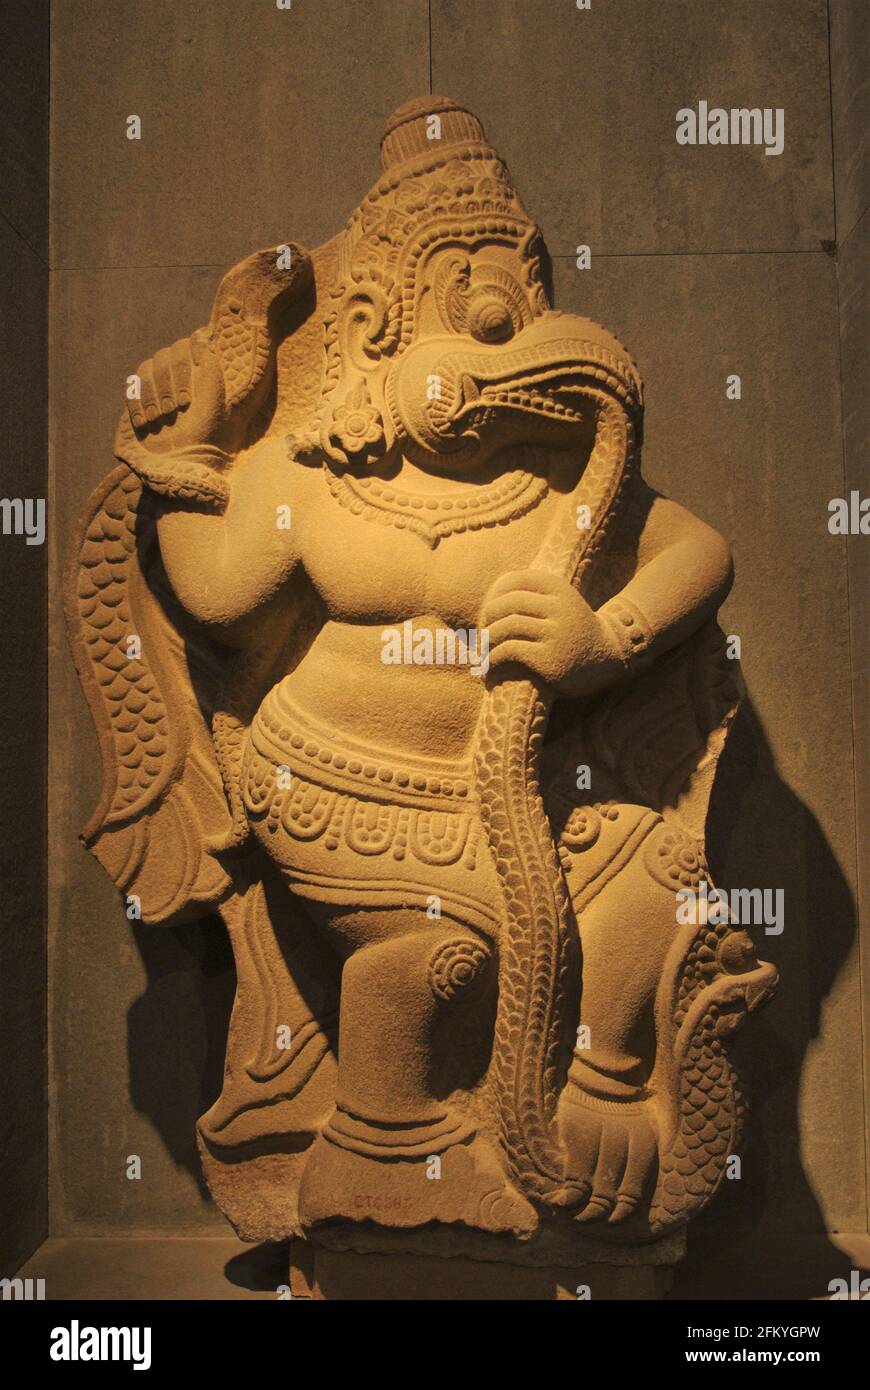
[342,96,534,296]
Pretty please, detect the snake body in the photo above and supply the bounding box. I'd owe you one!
[475,379,640,1205]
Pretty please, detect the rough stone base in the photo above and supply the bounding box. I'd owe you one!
[289,1241,675,1300]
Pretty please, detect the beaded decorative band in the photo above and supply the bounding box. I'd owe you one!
[250,680,475,812]
[599,594,654,673]
[114,421,232,512]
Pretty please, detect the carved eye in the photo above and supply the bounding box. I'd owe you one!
[718,931,758,974]
[467,296,515,344]
[434,257,531,342]
[465,276,530,343]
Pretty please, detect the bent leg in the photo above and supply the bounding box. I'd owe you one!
[297,911,536,1236]
[558,817,692,1223]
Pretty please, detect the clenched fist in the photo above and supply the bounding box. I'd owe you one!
[117,244,312,463]
[480,568,625,697]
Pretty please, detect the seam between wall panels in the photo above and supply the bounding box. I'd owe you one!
[827,0,869,1234]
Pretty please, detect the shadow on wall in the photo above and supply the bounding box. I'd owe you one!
[674,694,862,1299]
[128,916,234,1203]
[125,690,861,1297]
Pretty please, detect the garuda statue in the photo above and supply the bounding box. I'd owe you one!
[66,97,777,1293]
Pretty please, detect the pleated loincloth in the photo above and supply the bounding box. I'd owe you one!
[242,680,503,937]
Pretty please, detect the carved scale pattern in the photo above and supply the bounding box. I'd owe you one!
[66,464,232,921]
[74,469,173,823]
[475,381,639,1205]
[650,944,752,1232]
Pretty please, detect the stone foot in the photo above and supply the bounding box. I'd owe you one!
[558,1056,659,1225]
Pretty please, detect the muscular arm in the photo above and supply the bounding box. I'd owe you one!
[155,439,300,628]
[596,491,733,673]
[483,485,733,697]
[113,243,312,632]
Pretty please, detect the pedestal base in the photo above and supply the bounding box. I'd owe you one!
[289,1240,676,1300]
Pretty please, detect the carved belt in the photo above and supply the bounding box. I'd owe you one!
[242,684,500,933]
[249,680,476,811]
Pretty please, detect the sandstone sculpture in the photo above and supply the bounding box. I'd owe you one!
[66,97,777,1296]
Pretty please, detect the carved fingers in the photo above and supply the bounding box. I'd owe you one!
[559,1094,658,1226]
[481,568,619,694]
[124,243,312,455]
[127,333,216,432]
[482,570,565,679]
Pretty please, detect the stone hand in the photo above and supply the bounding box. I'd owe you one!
[481,568,624,697]
[117,244,312,462]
